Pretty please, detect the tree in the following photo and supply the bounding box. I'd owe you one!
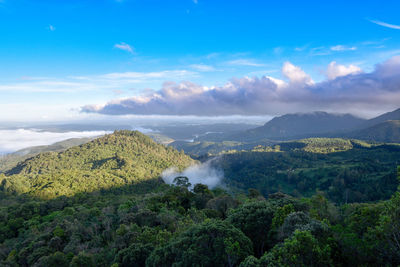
[193,183,214,209]
[260,230,333,267]
[69,252,95,267]
[115,243,153,267]
[227,201,275,256]
[146,220,253,267]
[173,176,191,188]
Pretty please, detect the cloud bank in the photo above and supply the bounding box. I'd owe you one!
[0,129,109,154]
[82,56,400,117]
[162,159,223,189]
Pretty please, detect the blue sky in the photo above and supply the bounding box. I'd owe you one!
[1,0,400,121]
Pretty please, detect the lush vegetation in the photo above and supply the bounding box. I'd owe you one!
[0,131,399,266]
[0,137,94,173]
[216,138,400,203]
[1,168,399,266]
[0,131,194,199]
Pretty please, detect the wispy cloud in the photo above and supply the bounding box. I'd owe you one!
[369,19,400,30]
[193,0,198,4]
[189,64,216,72]
[114,42,134,54]
[100,70,196,80]
[330,45,357,51]
[0,69,198,93]
[47,25,56,31]
[226,59,265,67]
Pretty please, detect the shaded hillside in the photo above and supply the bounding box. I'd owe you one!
[0,131,194,199]
[363,108,400,128]
[349,120,400,143]
[0,137,94,173]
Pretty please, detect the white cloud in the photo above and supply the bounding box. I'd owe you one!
[48,25,56,31]
[369,19,400,30]
[0,129,109,154]
[101,70,196,79]
[189,64,216,72]
[282,62,314,85]
[326,61,362,80]
[82,57,400,117]
[114,42,134,54]
[226,59,266,67]
[330,45,357,51]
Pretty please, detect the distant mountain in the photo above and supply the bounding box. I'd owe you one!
[363,108,400,128]
[348,120,400,143]
[0,131,194,198]
[239,112,366,141]
[0,137,94,173]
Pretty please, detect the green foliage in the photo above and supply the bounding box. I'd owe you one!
[146,220,253,267]
[0,137,94,173]
[0,132,399,266]
[227,201,275,256]
[218,140,400,203]
[1,131,194,199]
[70,252,95,267]
[260,230,333,267]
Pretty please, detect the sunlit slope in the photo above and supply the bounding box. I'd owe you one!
[0,137,94,173]
[0,130,194,199]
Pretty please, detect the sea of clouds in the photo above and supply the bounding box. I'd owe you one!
[0,129,109,154]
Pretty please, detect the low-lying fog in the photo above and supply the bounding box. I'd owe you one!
[0,129,109,155]
[162,159,224,189]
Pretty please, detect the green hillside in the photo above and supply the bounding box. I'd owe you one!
[0,130,194,199]
[0,137,94,173]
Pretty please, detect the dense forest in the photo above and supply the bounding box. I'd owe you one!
[0,170,399,266]
[216,138,400,203]
[0,131,399,266]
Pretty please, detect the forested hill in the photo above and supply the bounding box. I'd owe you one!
[348,120,400,143]
[0,130,194,199]
[0,137,94,173]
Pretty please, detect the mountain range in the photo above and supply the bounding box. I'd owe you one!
[195,108,400,143]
